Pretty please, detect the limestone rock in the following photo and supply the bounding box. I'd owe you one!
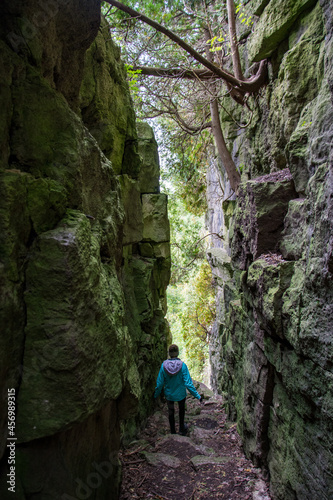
[251,0,270,16]
[0,2,170,498]
[246,259,295,338]
[280,199,308,260]
[248,0,318,61]
[131,256,156,321]
[142,451,181,468]
[142,194,170,243]
[80,18,140,176]
[16,211,139,442]
[158,434,214,456]
[137,121,160,194]
[139,242,171,259]
[207,2,333,498]
[230,170,297,270]
[119,175,143,244]
[207,248,233,285]
[252,479,271,500]
[195,381,215,400]
[191,426,213,442]
[190,455,231,468]
[269,3,324,148]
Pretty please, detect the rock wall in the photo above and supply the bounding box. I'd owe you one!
[0,2,170,499]
[207,1,333,499]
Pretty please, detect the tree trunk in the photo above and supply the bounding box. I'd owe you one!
[204,28,241,193]
[209,97,241,193]
[227,0,244,81]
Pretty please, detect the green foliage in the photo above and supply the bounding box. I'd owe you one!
[165,187,215,381]
[207,33,226,52]
[235,2,254,26]
[167,193,205,283]
[301,120,312,127]
[102,0,231,380]
[102,0,249,206]
[206,1,253,55]
[167,260,215,380]
[157,119,211,214]
[124,64,142,102]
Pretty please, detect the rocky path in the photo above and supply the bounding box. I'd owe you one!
[119,383,271,500]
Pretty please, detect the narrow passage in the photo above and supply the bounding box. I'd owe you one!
[119,384,271,500]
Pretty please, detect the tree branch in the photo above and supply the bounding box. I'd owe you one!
[104,0,267,93]
[204,29,241,193]
[227,0,244,81]
[195,310,211,338]
[168,100,212,134]
[134,66,217,80]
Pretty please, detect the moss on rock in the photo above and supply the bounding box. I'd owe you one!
[247,259,295,338]
[230,172,297,269]
[209,3,333,498]
[17,211,131,441]
[137,122,160,194]
[248,0,318,61]
[142,194,170,243]
[80,19,140,177]
[0,4,170,498]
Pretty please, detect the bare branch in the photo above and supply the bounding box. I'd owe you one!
[194,232,224,248]
[168,101,212,134]
[195,310,212,338]
[218,100,255,129]
[134,66,217,80]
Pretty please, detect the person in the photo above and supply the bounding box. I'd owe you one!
[154,344,202,436]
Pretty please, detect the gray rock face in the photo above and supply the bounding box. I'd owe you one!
[231,169,297,269]
[142,194,170,243]
[137,122,161,194]
[207,1,333,499]
[0,2,170,499]
[248,0,318,61]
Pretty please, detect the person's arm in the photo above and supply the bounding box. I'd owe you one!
[182,364,201,399]
[154,364,165,398]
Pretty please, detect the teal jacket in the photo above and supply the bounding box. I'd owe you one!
[154,358,201,402]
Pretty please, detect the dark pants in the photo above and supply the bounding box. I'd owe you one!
[167,398,186,434]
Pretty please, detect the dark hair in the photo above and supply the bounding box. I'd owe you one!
[168,344,179,358]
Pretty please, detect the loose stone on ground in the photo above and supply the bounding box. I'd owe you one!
[119,384,271,499]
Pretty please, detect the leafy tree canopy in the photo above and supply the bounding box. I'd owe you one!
[102,0,267,194]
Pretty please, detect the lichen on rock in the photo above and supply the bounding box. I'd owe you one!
[208,1,333,498]
[0,2,170,498]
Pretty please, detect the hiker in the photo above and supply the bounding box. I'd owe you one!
[154,344,202,436]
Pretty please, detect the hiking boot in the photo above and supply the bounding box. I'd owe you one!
[179,423,188,436]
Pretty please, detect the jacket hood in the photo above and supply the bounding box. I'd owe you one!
[163,358,183,375]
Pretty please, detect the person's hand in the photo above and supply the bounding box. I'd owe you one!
[199,395,204,404]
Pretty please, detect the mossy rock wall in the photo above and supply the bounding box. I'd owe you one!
[207,1,333,499]
[0,2,170,499]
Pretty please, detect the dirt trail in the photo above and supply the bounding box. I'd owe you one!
[119,383,271,500]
